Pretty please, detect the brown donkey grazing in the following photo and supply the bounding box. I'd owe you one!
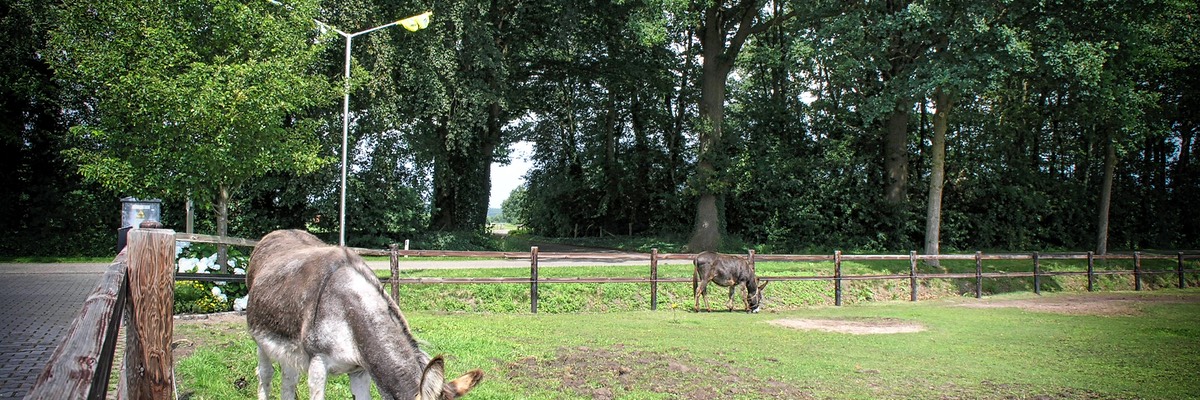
[246,229,483,400]
[693,251,769,313]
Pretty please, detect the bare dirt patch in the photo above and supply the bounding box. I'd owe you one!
[958,292,1200,316]
[175,311,246,325]
[767,318,925,335]
[503,344,811,400]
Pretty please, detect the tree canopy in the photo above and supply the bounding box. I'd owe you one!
[2,0,1197,255]
[46,0,336,246]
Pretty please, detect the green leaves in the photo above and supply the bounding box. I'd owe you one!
[49,0,336,203]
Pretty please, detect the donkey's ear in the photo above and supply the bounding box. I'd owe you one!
[418,356,446,400]
[446,369,484,398]
[758,280,769,290]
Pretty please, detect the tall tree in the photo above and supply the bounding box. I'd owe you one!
[923,87,951,263]
[48,0,336,263]
[408,0,530,232]
[918,0,1017,262]
[688,0,795,251]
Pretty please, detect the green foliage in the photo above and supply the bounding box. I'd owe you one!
[0,0,120,257]
[5,0,1199,256]
[46,0,337,230]
[497,186,528,226]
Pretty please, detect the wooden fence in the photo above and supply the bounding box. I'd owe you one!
[170,233,1200,312]
[27,230,1200,397]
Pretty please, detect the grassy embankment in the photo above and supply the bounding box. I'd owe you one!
[376,255,1198,313]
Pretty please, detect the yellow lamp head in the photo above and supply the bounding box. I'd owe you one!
[398,11,432,32]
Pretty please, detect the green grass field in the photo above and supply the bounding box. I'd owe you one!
[174,289,1200,399]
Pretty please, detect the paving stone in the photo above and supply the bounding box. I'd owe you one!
[0,264,105,398]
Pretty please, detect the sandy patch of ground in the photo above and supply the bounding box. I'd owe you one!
[767,318,926,334]
[957,292,1200,316]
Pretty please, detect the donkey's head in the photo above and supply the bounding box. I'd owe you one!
[747,279,769,313]
[417,356,483,400]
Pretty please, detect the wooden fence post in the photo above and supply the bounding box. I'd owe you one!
[974,251,982,299]
[834,251,843,306]
[124,228,176,400]
[390,244,400,301]
[1033,251,1041,295]
[1087,251,1095,292]
[1134,251,1142,291]
[650,248,659,311]
[1179,252,1187,289]
[530,246,539,314]
[909,251,918,302]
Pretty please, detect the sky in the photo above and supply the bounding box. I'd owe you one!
[489,141,533,209]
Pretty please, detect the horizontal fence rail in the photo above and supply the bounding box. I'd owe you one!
[171,233,1200,313]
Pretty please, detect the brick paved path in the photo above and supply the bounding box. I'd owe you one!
[0,263,106,399]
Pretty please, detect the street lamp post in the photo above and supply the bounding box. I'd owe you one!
[321,12,431,246]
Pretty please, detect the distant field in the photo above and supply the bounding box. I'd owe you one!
[174,289,1200,399]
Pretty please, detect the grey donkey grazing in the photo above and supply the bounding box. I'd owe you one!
[246,229,483,400]
[692,251,769,313]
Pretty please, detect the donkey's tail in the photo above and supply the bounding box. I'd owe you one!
[691,260,698,296]
[692,258,701,312]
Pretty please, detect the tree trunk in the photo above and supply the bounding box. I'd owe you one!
[688,45,730,252]
[685,0,793,251]
[688,2,742,251]
[923,89,951,267]
[603,89,620,224]
[884,101,911,204]
[1095,132,1116,255]
[216,184,230,273]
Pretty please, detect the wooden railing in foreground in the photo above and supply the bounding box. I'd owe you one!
[170,232,1200,313]
[27,229,177,399]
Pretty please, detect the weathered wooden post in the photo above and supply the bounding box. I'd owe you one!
[909,251,918,302]
[748,249,757,308]
[650,248,659,311]
[530,246,539,314]
[389,243,400,301]
[834,251,843,306]
[1033,251,1041,295]
[1087,251,1095,292]
[1089,251,1099,291]
[974,251,983,299]
[1179,252,1187,289]
[1134,251,1142,291]
[124,228,176,400]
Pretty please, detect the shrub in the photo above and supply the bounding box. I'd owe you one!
[173,242,249,314]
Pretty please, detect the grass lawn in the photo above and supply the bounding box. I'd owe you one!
[174,289,1200,399]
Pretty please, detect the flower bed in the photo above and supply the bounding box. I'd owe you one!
[174,241,248,314]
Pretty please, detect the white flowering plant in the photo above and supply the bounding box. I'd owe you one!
[173,241,250,314]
